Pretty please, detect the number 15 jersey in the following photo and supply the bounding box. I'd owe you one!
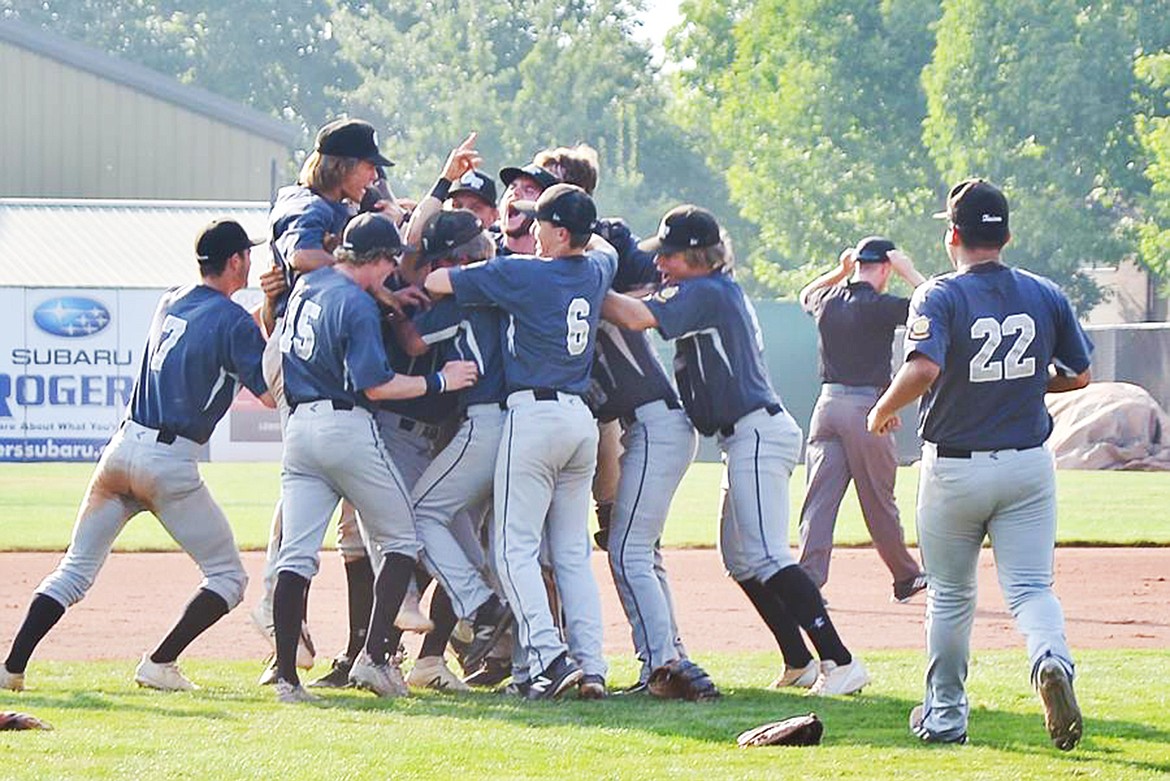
[449,247,617,395]
[904,263,1093,451]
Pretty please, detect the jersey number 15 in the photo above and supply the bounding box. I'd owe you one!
[969,314,1036,382]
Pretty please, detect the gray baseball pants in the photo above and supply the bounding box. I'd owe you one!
[916,442,1074,741]
[494,391,606,679]
[798,385,920,587]
[37,420,247,610]
[607,400,696,678]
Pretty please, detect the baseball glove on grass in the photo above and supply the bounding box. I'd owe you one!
[0,712,53,731]
[737,713,823,747]
[647,658,721,701]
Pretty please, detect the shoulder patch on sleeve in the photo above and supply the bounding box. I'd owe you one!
[907,315,931,341]
[652,285,679,302]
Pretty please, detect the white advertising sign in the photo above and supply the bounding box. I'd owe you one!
[0,287,162,462]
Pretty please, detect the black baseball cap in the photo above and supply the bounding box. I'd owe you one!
[638,205,722,254]
[340,212,404,256]
[195,220,263,262]
[512,183,597,234]
[315,119,395,167]
[499,163,560,192]
[421,210,487,261]
[449,169,498,206]
[853,236,896,263]
[933,178,1009,243]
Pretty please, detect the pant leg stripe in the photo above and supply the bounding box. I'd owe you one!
[412,419,476,510]
[754,429,772,560]
[615,424,657,668]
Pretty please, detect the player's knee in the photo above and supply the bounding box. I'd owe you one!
[207,568,248,609]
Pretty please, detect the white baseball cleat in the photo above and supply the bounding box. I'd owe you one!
[809,657,870,696]
[768,659,819,689]
[0,666,25,692]
[349,652,409,698]
[134,654,197,691]
[407,656,471,692]
[394,589,434,634]
[274,679,319,704]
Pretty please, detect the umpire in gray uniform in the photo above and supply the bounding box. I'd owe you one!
[797,237,927,602]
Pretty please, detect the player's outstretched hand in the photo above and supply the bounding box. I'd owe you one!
[440,360,479,391]
[441,132,483,182]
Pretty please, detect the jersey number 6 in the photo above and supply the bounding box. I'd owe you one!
[566,297,590,356]
[969,313,1036,382]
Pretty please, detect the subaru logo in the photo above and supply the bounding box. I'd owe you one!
[33,297,111,338]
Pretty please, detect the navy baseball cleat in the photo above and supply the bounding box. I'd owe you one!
[464,657,512,688]
[307,654,353,689]
[463,595,514,673]
[1036,658,1082,751]
[525,653,583,700]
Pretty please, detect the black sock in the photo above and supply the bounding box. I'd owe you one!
[419,585,458,658]
[766,565,851,666]
[149,588,229,664]
[343,557,375,662]
[737,578,813,668]
[274,571,309,685]
[365,553,414,665]
[5,594,66,674]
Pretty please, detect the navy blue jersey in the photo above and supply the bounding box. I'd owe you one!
[280,266,394,409]
[130,285,268,444]
[268,184,352,316]
[905,263,1093,450]
[590,322,678,421]
[412,296,507,409]
[378,325,460,424]
[805,282,909,386]
[449,247,618,395]
[646,273,779,436]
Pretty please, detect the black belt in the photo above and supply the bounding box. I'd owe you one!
[532,388,581,402]
[289,399,354,414]
[621,397,681,426]
[936,443,1042,459]
[719,403,783,437]
[397,415,442,440]
[156,428,177,445]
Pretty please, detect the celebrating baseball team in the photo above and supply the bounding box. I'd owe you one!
[0,116,1093,751]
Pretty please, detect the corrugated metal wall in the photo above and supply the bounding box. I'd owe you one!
[0,42,287,201]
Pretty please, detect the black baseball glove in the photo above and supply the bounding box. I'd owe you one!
[0,711,53,731]
[736,713,823,747]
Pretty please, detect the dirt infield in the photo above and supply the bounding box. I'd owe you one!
[1,548,1166,664]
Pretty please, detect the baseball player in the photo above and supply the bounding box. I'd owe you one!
[424,184,617,699]
[602,205,869,697]
[253,117,391,676]
[270,212,477,703]
[867,179,1091,749]
[1,220,273,693]
[533,144,706,695]
[495,162,560,255]
[797,237,928,602]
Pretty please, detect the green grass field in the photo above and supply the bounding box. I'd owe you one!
[2,462,1168,552]
[2,651,1167,780]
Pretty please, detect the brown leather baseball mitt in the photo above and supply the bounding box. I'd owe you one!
[737,713,823,747]
[0,711,54,731]
[647,658,721,701]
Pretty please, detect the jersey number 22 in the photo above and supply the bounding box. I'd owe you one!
[969,314,1036,382]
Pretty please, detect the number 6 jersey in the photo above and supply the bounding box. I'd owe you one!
[904,263,1093,451]
[130,284,270,443]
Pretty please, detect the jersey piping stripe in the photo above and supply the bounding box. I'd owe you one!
[201,368,230,412]
[598,322,648,377]
[498,410,544,674]
[613,424,656,668]
[420,325,460,345]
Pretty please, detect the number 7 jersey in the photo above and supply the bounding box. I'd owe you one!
[130,284,269,444]
[904,263,1093,451]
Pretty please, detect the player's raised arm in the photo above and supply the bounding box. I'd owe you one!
[798,248,855,309]
[601,290,657,331]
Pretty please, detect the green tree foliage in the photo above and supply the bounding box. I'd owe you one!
[921,0,1164,312]
[1136,52,1170,286]
[2,0,357,139]
[668,0,943,296]
[330,0,723,237]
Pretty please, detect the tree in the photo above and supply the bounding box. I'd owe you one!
[666,0,943,296]
[1136,52,1170,287]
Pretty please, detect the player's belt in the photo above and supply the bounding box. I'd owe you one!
[821,383,883,395]
[289,399,354,414]
[719,403,784,437]
[621,397,681,426]
[935,443,1043,459]
[394,415,442,440]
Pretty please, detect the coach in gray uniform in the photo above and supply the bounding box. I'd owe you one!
[797,236,927,602]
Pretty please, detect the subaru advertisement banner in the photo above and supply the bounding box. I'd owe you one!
[0,287,161,461]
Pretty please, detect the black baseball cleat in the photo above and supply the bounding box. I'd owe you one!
[463,657,512,688]
[893,574,929,603]
[307,655,353,689]
[463,595,514,673]
[525,652,583,701]
[578,673,607,700]
[616,680,649,696]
